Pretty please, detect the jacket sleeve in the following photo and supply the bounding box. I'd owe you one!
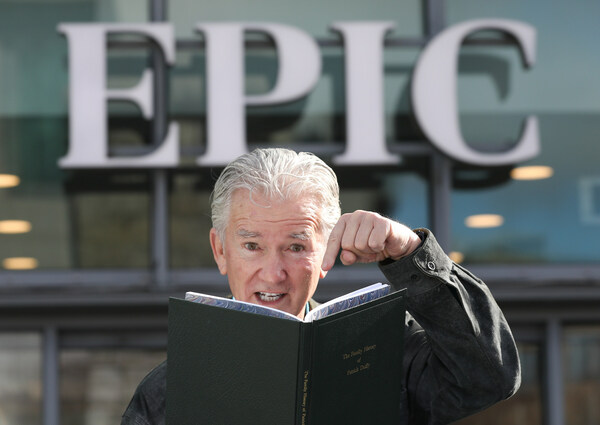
[378,229,521,425]
[121,360,167,425]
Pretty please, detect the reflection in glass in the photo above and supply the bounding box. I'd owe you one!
[564,326,600,425]
[70,189,150,268]
[2,257,39,270]
[0,333,42,425]
[0,0,150,270]
[0,219,32,234]
[169,0,422,38]
[0,174,20,188]
[464,214,504,229]
[452,116,600,264]
[511,166,554,181]
[170,173,215,268]
[60,349,165,425]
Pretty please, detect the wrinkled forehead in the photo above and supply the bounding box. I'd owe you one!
[233,186,321,207]
[229,188,326,231]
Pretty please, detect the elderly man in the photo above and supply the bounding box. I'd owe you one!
[121,148,520,425]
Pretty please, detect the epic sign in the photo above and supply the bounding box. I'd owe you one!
[58,19,539,168]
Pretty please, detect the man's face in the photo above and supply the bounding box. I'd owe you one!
[210,189,328,319]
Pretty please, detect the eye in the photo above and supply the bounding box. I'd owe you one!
[244,242,259,251]
[290,244,305,253]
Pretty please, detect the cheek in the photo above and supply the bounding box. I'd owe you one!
[297,257,322,284]
[227,259,256,290]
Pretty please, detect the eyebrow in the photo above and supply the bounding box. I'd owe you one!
[290,231,311,240]
[236,229,312,240]
[237,229,261,238]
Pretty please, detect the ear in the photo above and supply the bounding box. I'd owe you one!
[209,228,227,275]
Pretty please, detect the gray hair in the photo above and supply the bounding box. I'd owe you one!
[211,148,341,242]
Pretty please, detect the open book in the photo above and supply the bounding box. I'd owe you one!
[184,282,391,322]
[167,284,406,425]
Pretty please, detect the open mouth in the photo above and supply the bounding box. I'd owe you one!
[257,292,285,302]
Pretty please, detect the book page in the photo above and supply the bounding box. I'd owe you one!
[184,292,302,321]
[185,283,391,323]
[305,283,390,322]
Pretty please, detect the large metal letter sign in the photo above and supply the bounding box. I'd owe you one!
[412,19,539,165]
[58,23,179,168]
[195,23,321,166]
[330,22,399,165]
[57,19,541,169]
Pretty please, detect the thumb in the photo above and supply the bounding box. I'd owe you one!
[340,249,358,266]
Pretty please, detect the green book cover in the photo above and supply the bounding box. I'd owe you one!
[166,285,406,424]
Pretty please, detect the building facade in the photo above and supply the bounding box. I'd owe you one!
[0,0,599,424]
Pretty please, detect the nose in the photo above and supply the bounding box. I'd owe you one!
[258,251,287,284]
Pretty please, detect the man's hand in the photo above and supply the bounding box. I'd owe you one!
[321,210,421,272]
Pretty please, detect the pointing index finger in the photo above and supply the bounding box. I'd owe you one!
[321,217,346,271]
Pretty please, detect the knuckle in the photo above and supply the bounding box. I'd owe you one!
[368,239,384,251]
[355,240,368,251]
[340,240,353,251]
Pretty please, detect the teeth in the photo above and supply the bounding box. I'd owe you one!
[258,292,283,302]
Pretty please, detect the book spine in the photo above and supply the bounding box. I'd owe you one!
[294,322,314,425]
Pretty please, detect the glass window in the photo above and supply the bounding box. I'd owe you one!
[60,349,166,425]
[451,115,600,264]
[170,173,215,268]
[455,341,543,425]
[564,326,600,425]
[68,175,151,268]
[169,0,422,39]
[169,46,376,153]
[0,332,42,425]
[0,1,149,270]
[168,7,427,157]
[447,0,600,114]
[444,0,600,264]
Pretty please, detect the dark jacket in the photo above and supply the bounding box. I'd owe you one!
[121,229,520,425]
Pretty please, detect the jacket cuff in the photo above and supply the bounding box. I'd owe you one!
[378,228,454,297]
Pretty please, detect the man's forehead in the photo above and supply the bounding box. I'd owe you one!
[227,189,324,238]
[231,188,320,208]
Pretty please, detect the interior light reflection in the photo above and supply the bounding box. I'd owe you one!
[465,214,504,228]
[2,257,38,270]
[511,166,554,180]
[0,174,20,188]
[0,220,32,234]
